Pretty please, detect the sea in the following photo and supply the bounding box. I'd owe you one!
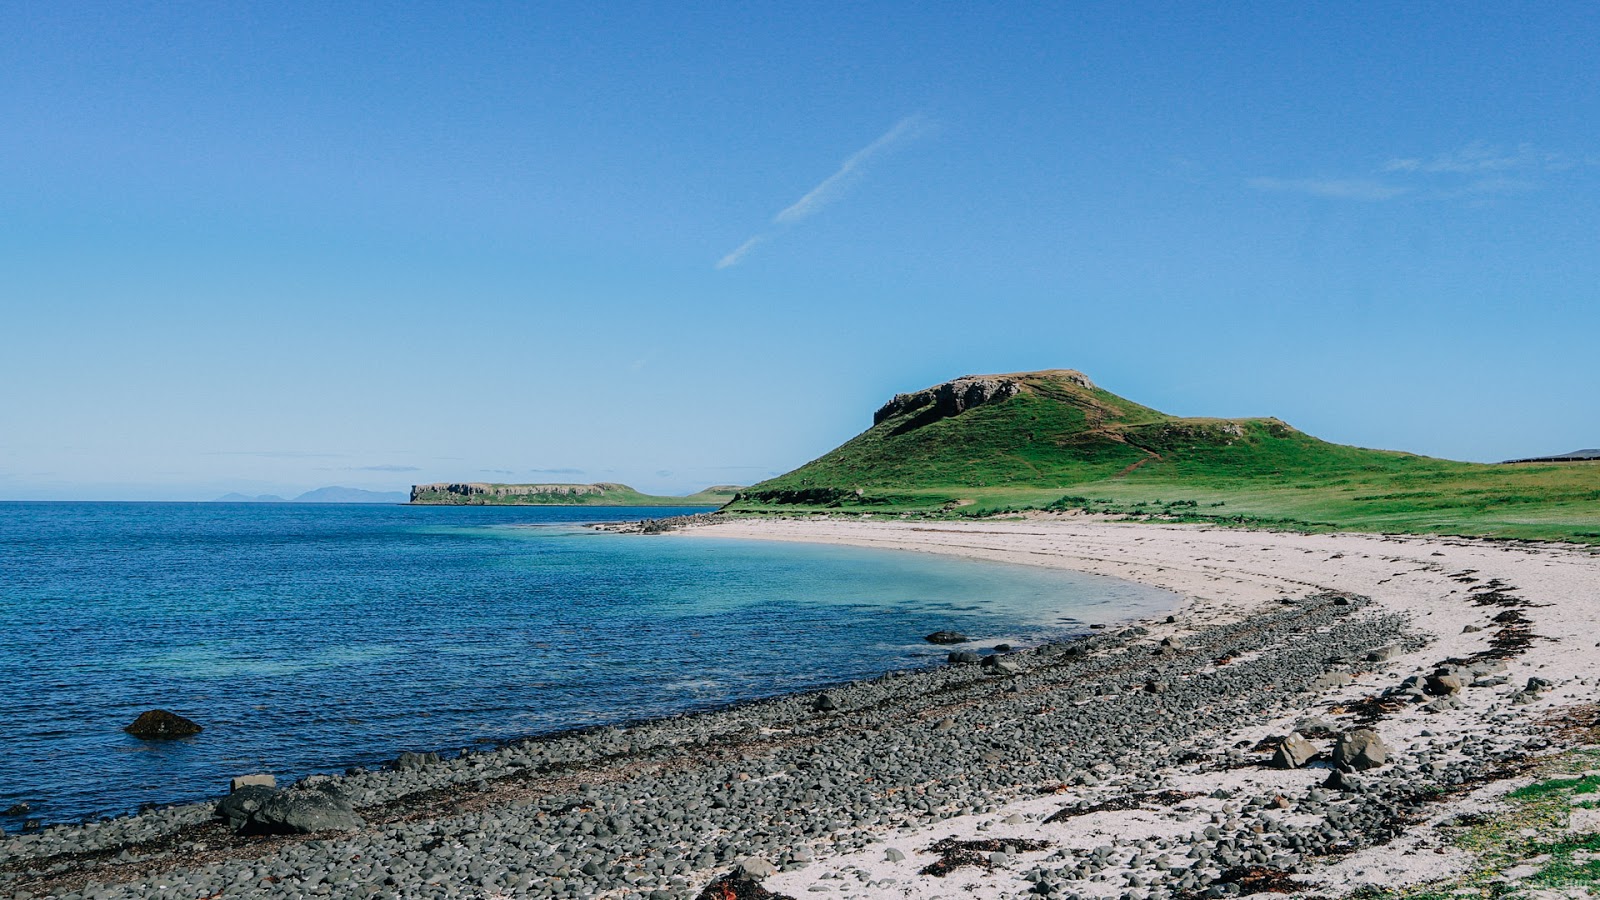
[0,502,1178,827]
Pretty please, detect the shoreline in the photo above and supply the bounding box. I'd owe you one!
[5,517,1598,900]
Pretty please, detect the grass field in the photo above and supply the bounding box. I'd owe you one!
[726,371,1600,544]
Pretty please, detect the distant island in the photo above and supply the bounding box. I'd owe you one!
[214,486,410,504]
[409,482,740,507]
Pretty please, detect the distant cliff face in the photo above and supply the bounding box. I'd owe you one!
[410,483,625,503]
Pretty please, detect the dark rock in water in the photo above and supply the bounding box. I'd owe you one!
[125,710,202,739]
[695,870,796,900]
[993,643,1013,652]
[1332,728,1390,771]
[4,802,30,816]
[925,631,968,645]
[947,650,981,665]
[215,785,278,831]
[812,693,838,712]
[394,751,440,769]
[246,790,362,835]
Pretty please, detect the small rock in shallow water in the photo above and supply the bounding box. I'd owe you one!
[125,709,202,739]
[924,631,968,645]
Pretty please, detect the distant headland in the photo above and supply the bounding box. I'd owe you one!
[408,482,741,507]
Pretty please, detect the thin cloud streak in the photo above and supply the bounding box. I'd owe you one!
[715,236,764,270]
[717,114,930,269]
[773,115,928,224]
[1247,177,1408,201]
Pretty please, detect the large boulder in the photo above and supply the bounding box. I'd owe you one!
[1425,672,1465,695]
[1271,732,1318,769]
[1332,728,1391,771]
[245,789,362,834]
[215,785,277,831]
[125,709,202,739]
[218,785,363,834]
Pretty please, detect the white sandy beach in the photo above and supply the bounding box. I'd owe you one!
[682,515,1600,899]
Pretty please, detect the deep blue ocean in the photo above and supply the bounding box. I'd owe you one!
[0,502,1177,826]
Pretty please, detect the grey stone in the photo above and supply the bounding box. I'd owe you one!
[735,856,778,880]
[924,631,968,645]
[394,751,439,769]
[242,790,363,835]
[1332,729,1390,771]
[215,785,278,831]
[1306,672,1354,691]
[1271,733,1318,769]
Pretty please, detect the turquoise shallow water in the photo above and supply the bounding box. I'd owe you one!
[0,502,1178,825]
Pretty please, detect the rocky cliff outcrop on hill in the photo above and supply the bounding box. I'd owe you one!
[873,376,1021,426]
[871,370,1094,427]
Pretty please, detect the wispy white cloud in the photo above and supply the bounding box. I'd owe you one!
[1383,142,1565,175]
[715,236,764,270]
[1250,141,1596,203]
[773,116,929,225]
[717,115,931,269]
[1246,177,1409,201]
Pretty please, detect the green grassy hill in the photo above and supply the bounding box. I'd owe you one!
[410,482,740,507]
[728,370,1600,544]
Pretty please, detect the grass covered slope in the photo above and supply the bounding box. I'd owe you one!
[410,482,740,507]
[729,370,1600,543]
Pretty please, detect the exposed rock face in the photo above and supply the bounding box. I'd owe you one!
[124,710,202,739]
[874,375,1029,426]
[410,482,622,503]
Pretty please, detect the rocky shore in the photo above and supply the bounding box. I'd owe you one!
[4,518,1597,900]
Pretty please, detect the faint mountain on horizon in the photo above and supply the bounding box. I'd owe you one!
[213,487,408,503]
[292,486,409,503]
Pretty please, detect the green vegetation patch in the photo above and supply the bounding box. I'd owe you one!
[725,370,1600,544]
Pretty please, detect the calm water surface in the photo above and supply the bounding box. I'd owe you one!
[0,502,1177,825]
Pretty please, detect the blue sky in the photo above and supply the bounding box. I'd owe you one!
[3,3,1597,500]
